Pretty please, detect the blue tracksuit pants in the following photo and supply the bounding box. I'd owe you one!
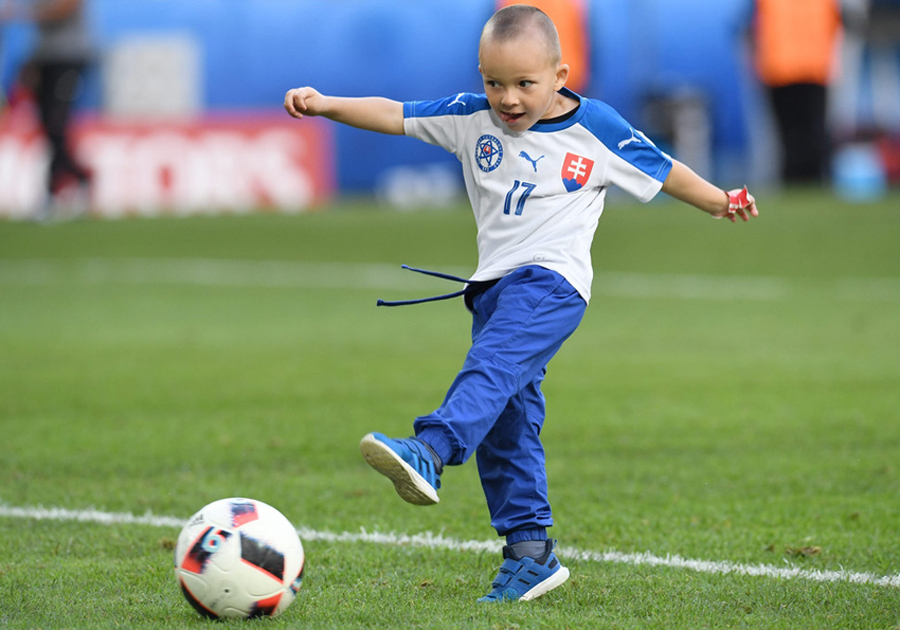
[415,265,586,539]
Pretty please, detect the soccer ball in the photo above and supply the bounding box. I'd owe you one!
[173,498,305,619]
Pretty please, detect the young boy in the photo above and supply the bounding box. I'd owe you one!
[285,5,758,603]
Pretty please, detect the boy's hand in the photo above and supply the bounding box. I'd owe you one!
[711,186,758,222]
[284,87,327,119]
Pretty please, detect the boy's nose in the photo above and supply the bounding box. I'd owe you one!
[501,89,519,107]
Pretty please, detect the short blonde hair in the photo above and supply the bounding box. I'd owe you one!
[480,5,562,66]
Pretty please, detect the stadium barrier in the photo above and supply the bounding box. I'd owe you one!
[0,112,333,219]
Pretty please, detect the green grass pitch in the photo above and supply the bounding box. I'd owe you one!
[1,189,899,629]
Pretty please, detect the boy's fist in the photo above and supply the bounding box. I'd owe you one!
[284,87,324,119]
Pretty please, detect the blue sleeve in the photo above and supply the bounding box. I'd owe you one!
[403,93,491,156]
[581,100,673,183]
[404,93,491,120]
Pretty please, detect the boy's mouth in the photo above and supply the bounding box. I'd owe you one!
[499,111,525,125]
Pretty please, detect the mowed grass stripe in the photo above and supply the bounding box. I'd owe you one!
[1,258,899,302]
[2,503,898,589]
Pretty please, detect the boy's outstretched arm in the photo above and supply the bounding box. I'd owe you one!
[662,160,759,222]
[284,87,404,135]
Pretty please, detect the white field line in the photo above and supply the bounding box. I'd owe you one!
[1,503,898,589]
[1,258,899,302]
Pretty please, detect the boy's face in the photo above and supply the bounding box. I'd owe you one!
[479,33,569,132]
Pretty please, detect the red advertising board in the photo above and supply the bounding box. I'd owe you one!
[0,111,333,219]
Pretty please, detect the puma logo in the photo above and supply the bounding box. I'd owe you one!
[618,128,643,150]
[518,151,545,172]
[448,93,466,107]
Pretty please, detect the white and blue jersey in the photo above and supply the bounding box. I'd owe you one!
[403,87,673,303]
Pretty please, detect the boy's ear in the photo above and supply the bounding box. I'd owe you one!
[555,63,570,90]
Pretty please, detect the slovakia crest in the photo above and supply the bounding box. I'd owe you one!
[561,152,594,192]
[475,134,503,172]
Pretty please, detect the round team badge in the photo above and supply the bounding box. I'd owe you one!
[475,134,503,172]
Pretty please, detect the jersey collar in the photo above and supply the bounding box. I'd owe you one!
[530,88,585,133]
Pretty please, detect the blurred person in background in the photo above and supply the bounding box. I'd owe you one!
[752,0,843,185]
[1,0,94,218]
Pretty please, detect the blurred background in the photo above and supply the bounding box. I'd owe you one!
[1,0,898,219]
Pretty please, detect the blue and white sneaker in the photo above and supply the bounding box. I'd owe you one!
[477,540,569,602]
[359,433,441,505]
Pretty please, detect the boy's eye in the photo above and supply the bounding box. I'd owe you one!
[519,80,533,88]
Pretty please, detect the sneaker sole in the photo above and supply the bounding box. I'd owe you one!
[359,433,439,506]
[519,566,570,601]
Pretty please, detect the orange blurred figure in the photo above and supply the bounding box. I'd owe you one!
[753,0,843,184]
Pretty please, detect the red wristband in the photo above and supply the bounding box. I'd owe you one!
[728,186,750,213]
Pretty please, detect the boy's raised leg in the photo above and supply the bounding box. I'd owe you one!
[360,433,442,505]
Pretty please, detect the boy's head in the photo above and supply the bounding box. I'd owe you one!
[479,5,571,132]
[481,5,562,66]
